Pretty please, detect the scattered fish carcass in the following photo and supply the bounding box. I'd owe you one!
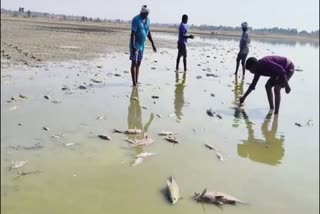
[158,131,174,136]
[166,176,180,205]
[136,152,156,158]
[164,136,179,144]
[130,137,155,148]
[194,188,247,205]
[131,157,143,167]
[97,135,111,141]
[10,160,28,174]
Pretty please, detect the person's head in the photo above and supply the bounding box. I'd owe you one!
[245,57,258,73]
[182,14,188,24]
[241,22,248,32]
[140,5,150,19]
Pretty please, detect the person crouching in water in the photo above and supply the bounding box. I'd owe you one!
[240,56,294,115]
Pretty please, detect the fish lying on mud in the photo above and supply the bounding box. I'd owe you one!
[166,176,180,205]
[194,188,247,205]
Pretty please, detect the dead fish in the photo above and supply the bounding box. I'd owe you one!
[113,129,123,133]
[194,188,247,205]
[166,176,180,205]
[64,143,78,147]
[114,73,121,77]
[142,106,148,109]
[79,85,87,90]
[98,135,111,141]
[9,105,17,111]
[164,137,179,144]
[10,160,28,174]
[211,93,215,97]
[295,122,302,127]
[61,86,70,91]
[156,114,162,118]
[196,76,202,79]
[19,94,28,99]
[307,120,313,126]
[90,78,103,83]
[51,100,62,104]
[51,134,63,139]
[216,152,224,161]
[216,114,223,119]
[124,129,142,135]
[158,131,174,136]
[130,137,154,147]
[169,114,175,117]
[43,126,49,131]
[205,143,217,151]
[96,116,105,120]
[136,152,156,158]
[152,95,159,99]
[124,138,136,144]
[131,157,143,167]
[44,95,50,100]
[97,65,103,68]
[206,109,215,117]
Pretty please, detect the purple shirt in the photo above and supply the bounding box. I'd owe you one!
[249,56,293,90]
[178,23,188,46]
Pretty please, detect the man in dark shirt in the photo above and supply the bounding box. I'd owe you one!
[240,56,294,115]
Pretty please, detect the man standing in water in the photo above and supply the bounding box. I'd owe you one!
[234,22,250,77]
[130,5,157,86]
[176,14,194,72]
[239,56,294,115]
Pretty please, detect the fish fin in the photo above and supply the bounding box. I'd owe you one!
[200,188,207,197]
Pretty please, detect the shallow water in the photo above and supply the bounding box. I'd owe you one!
[1,35,319,214]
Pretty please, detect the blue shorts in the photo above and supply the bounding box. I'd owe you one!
[130,50,144,62]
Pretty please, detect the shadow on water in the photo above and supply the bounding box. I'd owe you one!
[237,112,285,166]
[160,186,172,205]
[174,72,187,122]
[127,87,154,154]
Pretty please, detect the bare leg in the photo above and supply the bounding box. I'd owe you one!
[274,86,282,114]
[265,83,274,111]
[183,56,187,71]
[176,52,181,71]
[241,61,246,77]
[131,61,136,86]
[235,58,240,75]
[135,61,141,85]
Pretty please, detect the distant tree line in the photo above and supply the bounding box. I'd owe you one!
[1,8,318,38]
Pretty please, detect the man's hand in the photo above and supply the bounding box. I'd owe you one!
[285,85,291,94]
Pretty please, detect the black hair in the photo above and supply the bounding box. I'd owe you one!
[245,57,258,70]
[182,14,188,21]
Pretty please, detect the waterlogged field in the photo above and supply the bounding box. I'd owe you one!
[1,34,319,214]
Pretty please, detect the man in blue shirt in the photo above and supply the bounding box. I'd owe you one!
[176,14,194,72]
[129,5,157,87]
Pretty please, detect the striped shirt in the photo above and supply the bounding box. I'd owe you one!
[239,31,250,55]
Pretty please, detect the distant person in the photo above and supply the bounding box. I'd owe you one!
[234,22,250,77]
[129,5,157,87]
[176,14,194,72]
[240,56,294,115]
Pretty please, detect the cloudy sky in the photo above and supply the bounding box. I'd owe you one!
[2,0,319,31]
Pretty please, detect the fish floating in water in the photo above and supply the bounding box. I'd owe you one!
[136,152,156,158]
[166,176,180,205]
[164,136,179,144]
[204,144,223,161]
[97,135,111,141]
[158,131,174,136]
[129,136,155,148]
[43,126,50,131]
[131,157,143,167]
[10,160,28,174]
[114,129,142,135]
[194,188,247,205]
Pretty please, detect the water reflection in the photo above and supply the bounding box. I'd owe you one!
[237,113,285,166]
[232,76,244,128]
[127,87,154,154]
[174,72,186,122]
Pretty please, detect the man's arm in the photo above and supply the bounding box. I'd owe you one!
[147,31,157,52]
[130,31,136,51]
[240,74,260,104]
